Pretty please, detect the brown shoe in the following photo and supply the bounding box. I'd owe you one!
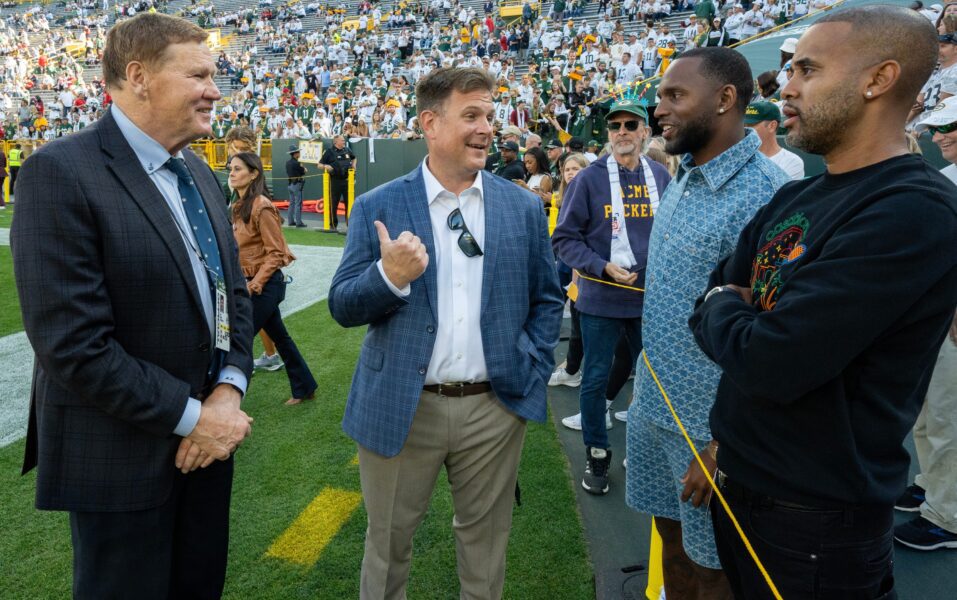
[285,390,315,406]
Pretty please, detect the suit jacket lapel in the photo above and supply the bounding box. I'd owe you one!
[404,169,438,322]
[99,113,206,319]
[480,171,500,313]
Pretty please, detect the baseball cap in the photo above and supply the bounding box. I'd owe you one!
[587,139,600,148]
[916,97,957,132]
[568,137,585,151]
[545,139,562,149]
[779,38,799,54]
[744,101,782,125]
[606,98,649,122]
[500,125,523,137]
[501,140,520,152]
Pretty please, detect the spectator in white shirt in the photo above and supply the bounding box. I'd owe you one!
[744,101,805,180]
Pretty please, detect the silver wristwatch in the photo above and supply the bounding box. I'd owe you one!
[704,285,735,304]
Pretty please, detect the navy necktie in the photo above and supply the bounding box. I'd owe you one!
[165,157,223,291]
[166,157,227,378]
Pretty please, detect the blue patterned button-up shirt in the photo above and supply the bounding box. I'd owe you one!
[634,130,790,439]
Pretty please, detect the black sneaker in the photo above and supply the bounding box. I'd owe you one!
[894,516,957,551]
[895,484,926,512]
[582,447,611,495]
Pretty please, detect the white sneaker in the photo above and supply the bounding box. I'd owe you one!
[253,352,284,371]
[614,410,629,423]
[549,366,583,387]
[561,410,613,431]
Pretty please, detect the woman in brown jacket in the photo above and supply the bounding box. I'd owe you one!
[228,152,317,405]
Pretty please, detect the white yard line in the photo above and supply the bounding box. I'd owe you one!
[0,239,343,448]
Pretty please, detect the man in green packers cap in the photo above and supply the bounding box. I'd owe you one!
[545,138,564,177]
[551,96,672,495]
[744,100,805,179]
[585,139,602,162]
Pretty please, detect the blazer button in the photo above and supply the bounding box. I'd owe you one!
[199,342,210,352]
[418,367,426,375]
[427,325,435,333]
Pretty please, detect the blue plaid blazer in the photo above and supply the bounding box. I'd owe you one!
[329,166,563,458]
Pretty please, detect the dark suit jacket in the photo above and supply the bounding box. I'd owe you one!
[10,109,254,512]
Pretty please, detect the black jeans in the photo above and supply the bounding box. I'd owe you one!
[251,271,317,399]
[712,477,896,600]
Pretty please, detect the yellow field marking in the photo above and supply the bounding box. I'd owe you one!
[265,487,363,566]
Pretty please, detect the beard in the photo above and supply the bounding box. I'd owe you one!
[785,84,860,156]
[664,112,715,157]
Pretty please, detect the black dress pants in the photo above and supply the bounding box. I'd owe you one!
[70,457,234,600]
[251,271,317,399]
[329,178,349,228]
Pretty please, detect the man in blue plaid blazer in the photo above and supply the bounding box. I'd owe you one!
[330,67,563,600]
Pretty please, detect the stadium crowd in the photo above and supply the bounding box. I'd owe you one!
[0,0,839,144]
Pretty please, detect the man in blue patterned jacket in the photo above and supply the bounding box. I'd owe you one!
[625,47,789,599]
[329,67,563,600]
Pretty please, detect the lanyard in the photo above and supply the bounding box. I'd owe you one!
[606,154,659,269]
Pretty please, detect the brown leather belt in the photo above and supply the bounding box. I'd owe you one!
[422,382,492,397]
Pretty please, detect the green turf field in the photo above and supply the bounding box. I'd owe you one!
[0,246,21,337]
[0,209,595,599]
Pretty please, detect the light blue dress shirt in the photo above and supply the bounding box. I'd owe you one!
[111,105,248,437]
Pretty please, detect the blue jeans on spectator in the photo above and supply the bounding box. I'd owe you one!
[288,182,304,226]
[578,313,643,449]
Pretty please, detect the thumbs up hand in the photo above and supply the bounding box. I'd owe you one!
[375,220,429,289]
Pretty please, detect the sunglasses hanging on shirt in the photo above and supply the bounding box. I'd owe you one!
[447,208,484,258]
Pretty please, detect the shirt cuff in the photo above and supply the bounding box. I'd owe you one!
[217,366,248,396]
[377,259,411,297]
[173,398,202,437]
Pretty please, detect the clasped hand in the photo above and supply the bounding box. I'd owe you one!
[175,384,254,474]
[375,220,428,289]
[604,262,638,286]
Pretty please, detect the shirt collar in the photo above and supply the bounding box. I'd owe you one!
[421,157,484,206]
[678,128,762,192]
[110,104,181,175]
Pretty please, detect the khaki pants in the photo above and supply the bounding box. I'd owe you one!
[915,335,957,533]
[358,390,526,600]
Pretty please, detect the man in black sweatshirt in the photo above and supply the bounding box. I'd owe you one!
[689,7,957,599]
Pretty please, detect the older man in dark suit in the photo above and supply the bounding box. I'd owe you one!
[11,14,254,599]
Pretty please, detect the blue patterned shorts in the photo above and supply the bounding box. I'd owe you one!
[625,411,721,569]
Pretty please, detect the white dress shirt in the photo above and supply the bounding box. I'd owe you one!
[377,159,488,384]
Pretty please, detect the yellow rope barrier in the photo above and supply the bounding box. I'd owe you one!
[641,352,784,600]
[573,269,645,292]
